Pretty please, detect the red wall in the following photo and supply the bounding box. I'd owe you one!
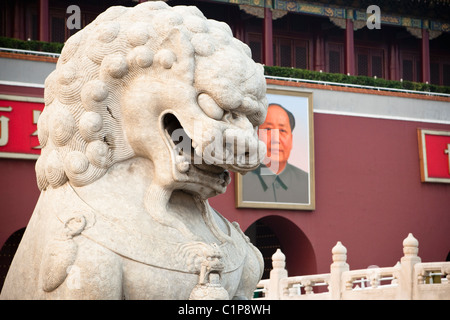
[210,113,450,275]
[0,159,40,248]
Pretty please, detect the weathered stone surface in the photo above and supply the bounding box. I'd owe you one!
[1,1,266,300]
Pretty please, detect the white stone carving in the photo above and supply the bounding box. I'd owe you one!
[1,1,267,300]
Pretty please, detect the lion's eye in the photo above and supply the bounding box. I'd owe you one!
[198,93,224,120]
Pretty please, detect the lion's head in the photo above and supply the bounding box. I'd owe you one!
[36,1,267,199]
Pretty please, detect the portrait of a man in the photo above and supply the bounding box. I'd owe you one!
[236,89,315,210]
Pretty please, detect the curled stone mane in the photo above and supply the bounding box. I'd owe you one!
[36,1,266,191]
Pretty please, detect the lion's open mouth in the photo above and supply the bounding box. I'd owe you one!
[162,113,231,186]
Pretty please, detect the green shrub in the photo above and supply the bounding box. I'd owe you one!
[0,37,63,54]
[264,66,450,94]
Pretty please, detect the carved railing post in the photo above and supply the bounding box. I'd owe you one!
[399,233,421,299]
[268,248,288,300]
[330,241,349,300]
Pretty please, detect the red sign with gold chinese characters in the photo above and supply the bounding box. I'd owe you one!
[418,129,450,183]
[0,98,44,159]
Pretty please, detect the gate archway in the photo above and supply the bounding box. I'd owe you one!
[0,228,25,292]
[245,215,316,279]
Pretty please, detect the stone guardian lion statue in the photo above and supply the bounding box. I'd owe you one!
[1,1,268,299]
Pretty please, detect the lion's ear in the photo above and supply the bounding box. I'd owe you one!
[157,28,195,84]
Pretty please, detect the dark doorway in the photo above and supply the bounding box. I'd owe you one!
[245,220,282,280]
[0,228,25,292]
[245,215,317,279]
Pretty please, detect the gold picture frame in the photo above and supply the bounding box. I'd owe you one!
[417,128,450,183]
[235,87,315,210]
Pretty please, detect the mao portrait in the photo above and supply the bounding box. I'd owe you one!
[236,89,315,210]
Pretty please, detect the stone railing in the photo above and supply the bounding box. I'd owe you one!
[253,234,450,300]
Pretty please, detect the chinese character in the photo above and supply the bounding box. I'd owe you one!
[445,144,450,174]
[0,106,12,147]
[31,109,42,149]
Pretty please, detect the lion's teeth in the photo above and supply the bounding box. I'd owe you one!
[194,145,202,157]
[175,155,190,173]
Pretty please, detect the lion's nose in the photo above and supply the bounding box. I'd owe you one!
[222,124,266,169]
[222,112,254,131]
